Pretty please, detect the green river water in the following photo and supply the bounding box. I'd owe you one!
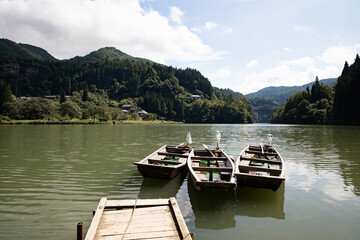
[0,124,359,239]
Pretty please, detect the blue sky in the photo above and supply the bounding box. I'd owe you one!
[0,0,359,94]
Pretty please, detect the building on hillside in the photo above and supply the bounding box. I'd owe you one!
[137,110,148,117]
[121,104,134,110]
[121,104,137,114]
[188,95,201,101]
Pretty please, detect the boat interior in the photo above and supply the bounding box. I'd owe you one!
[191,149,233,182]
[238,145,282,177]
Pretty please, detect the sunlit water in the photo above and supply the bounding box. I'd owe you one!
[0,124,359,239]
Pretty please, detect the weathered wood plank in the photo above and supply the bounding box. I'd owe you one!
[191,156,227,160]
[240,157,281,164]
[158,152,190,157]
[85,197,107,240]
[85,198,192,240]
[95,230,180,240]
[147,158,183,165]
[239,165,282,175]
[192,166,232,172]
[245,150,278,156]
[105,199,169,208]
[169,197,192,240]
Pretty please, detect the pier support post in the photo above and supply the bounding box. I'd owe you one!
[77,222,83,240]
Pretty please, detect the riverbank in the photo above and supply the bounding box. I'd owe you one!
[0,119,181,125]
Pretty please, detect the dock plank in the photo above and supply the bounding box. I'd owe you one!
[85,198,191,240]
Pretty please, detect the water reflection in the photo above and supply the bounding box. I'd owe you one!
[235,184,285,219]
[1,124,360,240]
[187,180,236,229]
[138,171,187,199]
[187,181,285,230]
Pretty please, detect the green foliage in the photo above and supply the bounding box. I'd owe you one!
[0,81,14,106]
[19,98,59,120]
[129,113,140,120]
[333,55,360,125]
[143,113,157,121]
[270,77,335,124]
[246,78,337,104]
[60,89,66,104]
[82,88,88,102]
[59,101,81,119]
[0,38,253,123]
[247,97,280,123]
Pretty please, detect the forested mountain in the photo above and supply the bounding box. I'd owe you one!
[270,77,334,124]
[68,47,153,64]
[270,55,360,125]
[0,38,252,123]
[0,38,56,61]
[247,97,280,123]
[246,78,337,104]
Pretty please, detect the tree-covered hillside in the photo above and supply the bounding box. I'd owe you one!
[0,38,252,123]
[270,54,360,125]
[0,38,56,61]
[332,54,360,125]
[246,78,337,104]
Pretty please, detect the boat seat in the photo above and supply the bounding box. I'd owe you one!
[218,161,231,180]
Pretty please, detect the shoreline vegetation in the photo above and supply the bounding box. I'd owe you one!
[0,118,180,125]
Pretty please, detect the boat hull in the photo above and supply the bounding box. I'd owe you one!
[235,146,285,191]
[188,172,236,191]
[135,163,186,179]
[236,173,284,191]
[188,148,237,191]
[134,144,192,179]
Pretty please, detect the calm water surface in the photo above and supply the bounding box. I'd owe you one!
[0,124,359,239]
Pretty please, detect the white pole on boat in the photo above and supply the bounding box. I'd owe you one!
[267,133,273,146]
[186,131,192,146]
[216,131,221,150]
[259,142,264,155]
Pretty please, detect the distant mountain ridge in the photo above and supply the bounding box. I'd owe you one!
[0,38,56,61]
[68,47,154,64]
[0,39,153,64]
[245,78,337,104]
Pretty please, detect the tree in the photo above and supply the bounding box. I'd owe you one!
[82,88,88,102]
[0,81,14,105]
[60,89,66,104]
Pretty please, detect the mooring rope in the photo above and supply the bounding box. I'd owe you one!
[121,198,138,240]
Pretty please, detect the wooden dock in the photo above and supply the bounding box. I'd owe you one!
[83,197,193,240]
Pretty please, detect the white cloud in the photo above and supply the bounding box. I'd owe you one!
[204,21,217,31]
[293,25,312,33]
[169,6,184,25]
[238,62,340,94]
[319,45,360,65]
[224,27,233,34]
[192,21,219,33]
[282,56,314,67]
[246,59,259,68]
[0,0,223,63]
[215,68,231,78]
[283,47,292,52]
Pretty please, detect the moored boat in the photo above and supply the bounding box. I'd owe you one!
[188,147,236,191]
[135,144,193,179]
[234,134,285,191]
[187,131,236,190]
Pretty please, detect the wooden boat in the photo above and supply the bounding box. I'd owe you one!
[83,197,193,240]
[234,144,285,191]
[188,146,236,191]
[134,144,193,179]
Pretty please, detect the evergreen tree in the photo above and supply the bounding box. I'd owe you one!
[60,89,66,104]
[82,88,88,102]
[0,81,13,105]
